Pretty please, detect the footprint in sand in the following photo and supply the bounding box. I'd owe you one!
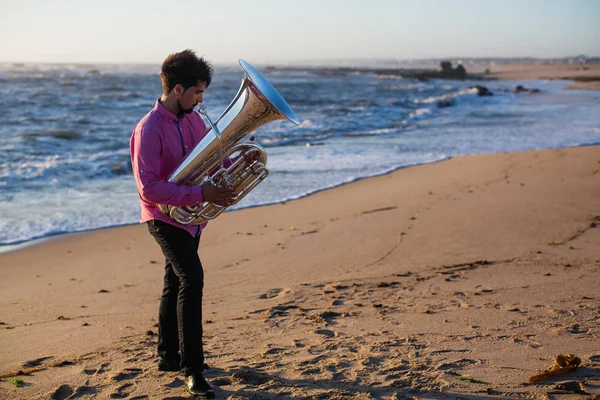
[210,376,232,387]
[163,377,184,389]
[262,304,299,319]
[258,288,281,299]
[231,368,272,386]
[313,328,336,338]
[23,356,54,368]
[112,367,143,381]
[300,367,322,376]
[258,287,293,299]
[109,382,136,398]
[293,339,307,348]
[50,384,73,400]
[58,385,95,398]
[435,358,482,371]
[262,347,286,356]
[98,362,110,374]
[306,343,326,355]
[83,362,110,375]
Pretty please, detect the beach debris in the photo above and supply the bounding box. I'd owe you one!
[553,380,587,394]
[0,366,47,379]
[458,376,487,384]
[11,378,24,387]
[528,353,581,383]
[361,206,397,215]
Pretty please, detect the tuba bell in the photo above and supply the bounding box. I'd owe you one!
[157,59,300,225]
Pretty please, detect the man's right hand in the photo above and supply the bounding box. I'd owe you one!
[201,182,237,206]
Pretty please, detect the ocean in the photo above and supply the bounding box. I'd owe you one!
[1,62,599,250]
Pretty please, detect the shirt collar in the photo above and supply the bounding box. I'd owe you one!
[154,98,184,122]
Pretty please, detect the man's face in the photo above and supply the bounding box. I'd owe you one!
[175,82,206,114]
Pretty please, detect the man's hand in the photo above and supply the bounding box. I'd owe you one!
[201,182,237,206]
[244,136,264,164]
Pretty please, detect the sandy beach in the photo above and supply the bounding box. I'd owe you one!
[477,61,600,90]
[0,144,598,399]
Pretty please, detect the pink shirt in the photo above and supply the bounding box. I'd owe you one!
[130,99,208,237]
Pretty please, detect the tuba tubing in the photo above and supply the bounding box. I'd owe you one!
[157,59,300,225]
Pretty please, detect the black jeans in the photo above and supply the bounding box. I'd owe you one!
[147,220,204,375]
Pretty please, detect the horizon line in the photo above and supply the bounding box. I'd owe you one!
[1,54,598,67]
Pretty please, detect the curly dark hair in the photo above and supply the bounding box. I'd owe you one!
[160,49,213,94]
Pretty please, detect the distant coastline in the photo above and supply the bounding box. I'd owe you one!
[263,57,600,90]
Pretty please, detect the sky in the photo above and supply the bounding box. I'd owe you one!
[0,0,599,65]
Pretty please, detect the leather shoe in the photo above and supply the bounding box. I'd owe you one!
[185,373,215,399]
[157,357,180,372]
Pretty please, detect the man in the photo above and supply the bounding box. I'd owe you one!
[130,49,235,399]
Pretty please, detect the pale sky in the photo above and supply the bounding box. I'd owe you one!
[1,0,598,64]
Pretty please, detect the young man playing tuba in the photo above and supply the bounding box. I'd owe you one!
[130,49,235,399]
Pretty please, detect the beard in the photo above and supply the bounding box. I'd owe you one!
[177,100,196,115]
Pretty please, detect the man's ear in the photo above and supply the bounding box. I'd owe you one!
[174,84,183,96]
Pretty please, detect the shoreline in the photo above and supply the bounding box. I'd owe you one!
[1,157,459,253]
[1,145,599,399]
[5,140,600,253]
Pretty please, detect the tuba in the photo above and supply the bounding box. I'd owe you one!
[157,59,300,225]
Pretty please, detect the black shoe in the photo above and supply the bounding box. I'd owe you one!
[185,373,215,399]
[158,357,180,372]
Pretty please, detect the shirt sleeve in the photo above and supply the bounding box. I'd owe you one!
[131,126,204,207]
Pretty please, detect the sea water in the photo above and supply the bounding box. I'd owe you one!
[1,62,599,248]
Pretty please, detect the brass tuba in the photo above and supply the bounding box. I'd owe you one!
[157,59,300,225]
